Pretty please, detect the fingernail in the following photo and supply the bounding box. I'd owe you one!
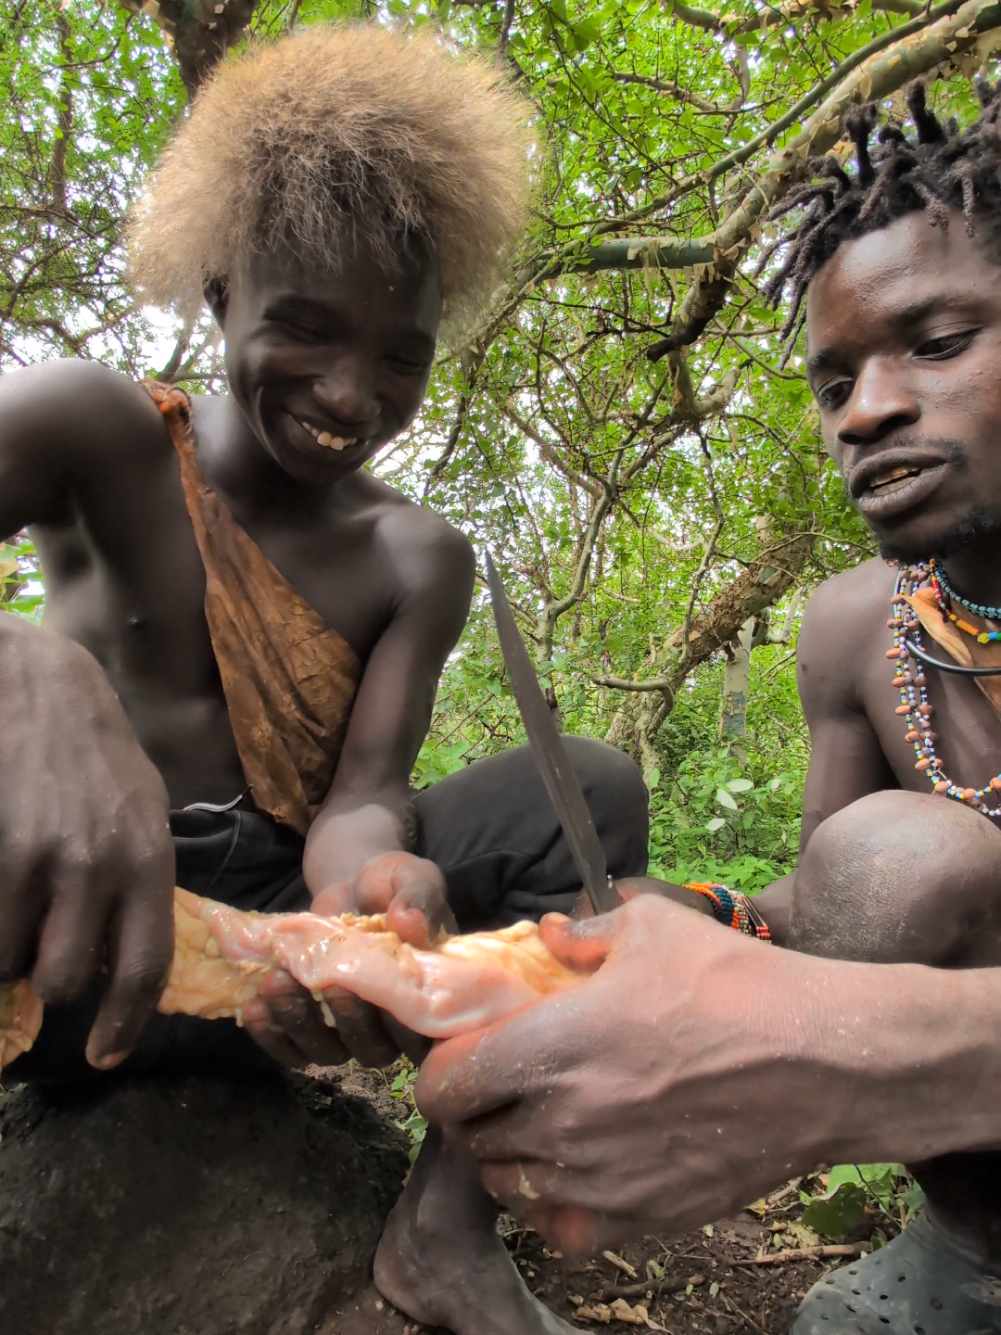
[90,1050,126,1071]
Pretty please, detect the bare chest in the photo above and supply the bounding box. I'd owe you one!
[860,620,1001,801]
[31,430,393,804]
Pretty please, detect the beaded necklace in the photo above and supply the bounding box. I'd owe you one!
[930,563,1001,643]
[890,562,1001,818]
[933,563,1001,623]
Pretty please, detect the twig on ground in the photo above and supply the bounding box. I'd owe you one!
[596,1272,706,1302]
[602,1249,639,1278]
[729,1242,869,1266]
[722,1291,770,1335]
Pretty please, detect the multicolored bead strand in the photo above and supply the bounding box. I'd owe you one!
[929,562,1001,644]
[891,562,1001,818]
[684,882,772,941]
[933,561,1001,624]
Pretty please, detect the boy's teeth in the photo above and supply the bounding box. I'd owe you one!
[299,419,356,450]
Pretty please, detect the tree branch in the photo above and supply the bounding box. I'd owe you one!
[503,402,603,497]
[515,0,986,295]
[499,0,516,52]
[610,70,742,115]
[647,0,1000,358]
[598,535,814,728]
[669,0,926,37]
[117,0,262,95]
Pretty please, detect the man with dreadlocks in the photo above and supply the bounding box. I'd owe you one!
[0,23,653,1335]
[416,82,1001,1335]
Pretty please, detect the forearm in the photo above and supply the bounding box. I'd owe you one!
[302,789,417,896]
[790,951,1001,1165]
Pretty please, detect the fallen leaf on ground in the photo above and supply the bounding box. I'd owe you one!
[575,1299,668,1329]
[575,1303,612,1323]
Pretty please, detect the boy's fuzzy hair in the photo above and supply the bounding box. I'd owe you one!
[127,22,534,331]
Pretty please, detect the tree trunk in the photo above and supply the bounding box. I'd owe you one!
[721,615,755,757]
[117,0,262,95]
[0,1071,408,1334]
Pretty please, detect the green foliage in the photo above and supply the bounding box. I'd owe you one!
[0,534,43,620]
[0,1,182,370]
[389,1059,428,1164]
[801,1164,924,1241]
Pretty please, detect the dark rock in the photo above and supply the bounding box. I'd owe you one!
[0,1071,408,1335]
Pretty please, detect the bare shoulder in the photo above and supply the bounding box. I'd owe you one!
[361,475,475,611]
[0,359,165,469]
[1,358,159,432]
[801,558,894,635]
[798,558,894,714]
[0,360,170,533]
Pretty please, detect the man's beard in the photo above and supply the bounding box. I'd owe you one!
[875,505,1001,563]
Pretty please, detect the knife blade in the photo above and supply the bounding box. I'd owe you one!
[485,551,621,915]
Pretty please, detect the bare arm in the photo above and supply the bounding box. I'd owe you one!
[0,361,175,1066]
[756,573,896,943]
[0,359,163,542]
[302,514,474,905]
[244,516,473,1069]
[417,569,1000,1247]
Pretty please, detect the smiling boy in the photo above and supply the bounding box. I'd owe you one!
[0,25,651,1334]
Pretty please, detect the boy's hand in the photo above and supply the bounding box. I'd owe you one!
[245,851,451,1069]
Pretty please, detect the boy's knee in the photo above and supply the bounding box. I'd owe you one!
[563,738,649,878]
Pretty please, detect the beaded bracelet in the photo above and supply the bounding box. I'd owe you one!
[684,882,772,942]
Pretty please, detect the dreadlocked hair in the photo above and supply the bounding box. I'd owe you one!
[127,22,534,334]
[764,80,1001,348]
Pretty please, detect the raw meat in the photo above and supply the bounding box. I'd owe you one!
[0,887,582,1071]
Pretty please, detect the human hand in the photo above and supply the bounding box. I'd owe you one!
[0,616,174,1068]
[416,893,852,1255]
[244,851,454,1069]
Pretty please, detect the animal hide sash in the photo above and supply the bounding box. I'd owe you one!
[148,383,360,835]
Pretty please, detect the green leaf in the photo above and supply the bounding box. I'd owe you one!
[726,778,754,793]
[801,1182,868,1239]
[828,1163,899,1193]
[902,1181,925,1212]
[716,788,739,811]
[706,816,727,832]
[572,16,601,46]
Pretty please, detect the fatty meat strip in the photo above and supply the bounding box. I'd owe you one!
[0,887,583,1070]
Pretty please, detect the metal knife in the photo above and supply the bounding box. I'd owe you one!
[485,551,621,915]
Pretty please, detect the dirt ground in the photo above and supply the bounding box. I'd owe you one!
[319,1064,870,1335]
[326,1201,861,1335]
[0,1056,869,1335]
